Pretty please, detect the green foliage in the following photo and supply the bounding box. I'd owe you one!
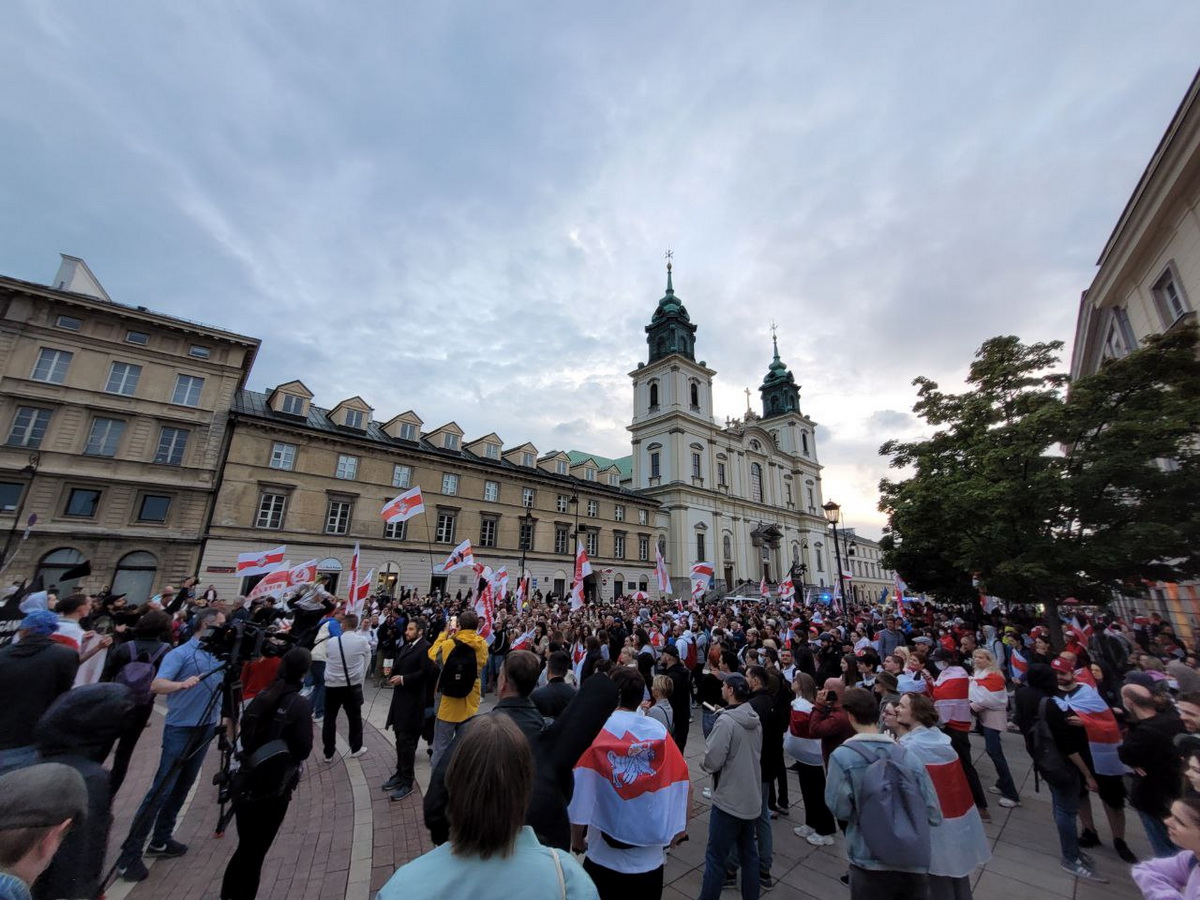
[879,322,1200,626]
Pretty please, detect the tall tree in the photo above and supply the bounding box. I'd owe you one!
[878,323,1200,644]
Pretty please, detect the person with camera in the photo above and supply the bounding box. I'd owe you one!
[322,613,372,762]
[219,648,313,900]
[115,607,226,882]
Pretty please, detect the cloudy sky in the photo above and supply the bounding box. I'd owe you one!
[2,3,1197,537]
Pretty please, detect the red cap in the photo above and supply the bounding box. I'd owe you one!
[1051,656,1073,673]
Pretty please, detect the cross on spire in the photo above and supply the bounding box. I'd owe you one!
[744,387,752,411]
[770,321,780,360]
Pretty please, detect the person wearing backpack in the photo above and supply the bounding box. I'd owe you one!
[102,610,172,797]
[427,609,490,768]
[823,686,941,900]
[1013,663,1109,883]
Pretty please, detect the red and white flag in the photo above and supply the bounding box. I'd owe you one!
[893,573,907,604]
[236,545,286,577]
[515,575,529,613]
[1009,646,1028,682]
[779,575,796,600]
[381,486,425,523]
[348,568,374,615]
[1056,684,1126,776]
[760,577,769,600]
[979,593,1000,615]
[654,542,671,594]
[933,667,972,731]
[248,559,319,602]
[511,628,537,652]
[571,540,593,611]
[348,542,360,608]
[569,709,691,848]
[440,539,474,573]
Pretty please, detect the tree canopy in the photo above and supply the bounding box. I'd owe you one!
[878,322,1200,637]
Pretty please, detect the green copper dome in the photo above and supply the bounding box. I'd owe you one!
[646,263,697,362]
[759,333,800,418]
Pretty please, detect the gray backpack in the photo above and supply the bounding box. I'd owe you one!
[844,742,931,869]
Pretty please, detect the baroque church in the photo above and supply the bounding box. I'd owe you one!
[621,262,833,595]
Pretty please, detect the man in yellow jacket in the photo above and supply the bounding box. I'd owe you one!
[427,609,490,767]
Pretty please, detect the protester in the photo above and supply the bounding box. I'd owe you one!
[1120,682,1186,858]
[378,715,598,899]
[646,674,676,737]
[1132,796,1200,899]
[322,613,371,762]
[0,763,88,900]
[384,619,434,801]
[658,644,692,753]
[102,609,172,797]
[743,665,781,889]
[969,648,1020,808]
[427,609,490,768]
[531,650,576,720]
[930,648,989,821]
[786,672,837,847]
[0,611,79,775]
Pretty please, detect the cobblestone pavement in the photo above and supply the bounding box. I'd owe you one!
[100,683,1149,899]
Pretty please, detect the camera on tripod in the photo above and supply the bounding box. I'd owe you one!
[199,617,296,666]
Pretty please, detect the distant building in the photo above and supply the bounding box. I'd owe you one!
[1069,68,1199,632]
[0,256,259,603]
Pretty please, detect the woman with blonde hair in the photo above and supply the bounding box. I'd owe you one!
[647,674,675,737]
[969,649,1020,808]
[376,715,598,898]
[786,672,837,847]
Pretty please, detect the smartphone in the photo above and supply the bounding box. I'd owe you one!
[450,615,459,630]
[702,702,719,713]
[824,690,838,703]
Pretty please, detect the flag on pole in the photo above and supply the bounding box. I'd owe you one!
[654,542,671,594]
[348,568,373,615]
[803,587,813,607]
[247,559,319,602]
[877,587,889,605]
[760,577,769,600]
[440,539,474,572]
[381,486,425,523]
[832,582,843,614]
[515,574,529,613]
[893,572,907,605]
[979,593,1000,615]
[779,575,796,600]
[348,542,360,608]
[571,540,592,611]
[511,628,537,651]
[236,545,286,577]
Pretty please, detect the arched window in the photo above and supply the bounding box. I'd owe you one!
[801,431,810,455]
[690,382,699,407]
[111,551,159,607]
[750,463,763,503]
[723,534,732,559]
[649,382,659,408]
[36,547,85,592]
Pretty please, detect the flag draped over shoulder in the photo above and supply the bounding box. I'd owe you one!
[1009,646,1028,682]
[1056,685,1127,776]
[569,710,690,848]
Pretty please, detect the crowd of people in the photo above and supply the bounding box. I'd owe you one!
[2,570,1199,900]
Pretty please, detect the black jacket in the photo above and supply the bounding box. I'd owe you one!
[662,660,692,741]
[34,684,131,900]
[1120,709,1186,817]
[385,638,433,734]
[242,684,314,765]
[0,633,79,749]
[749,687,783,782]
[424,672,618,850]
[531,678,576,720]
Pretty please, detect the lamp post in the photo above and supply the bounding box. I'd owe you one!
[0,452,40,576]
[518,510,534,588]
[823,500,849,609]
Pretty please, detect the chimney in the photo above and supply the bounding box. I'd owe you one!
[51,254,111,301]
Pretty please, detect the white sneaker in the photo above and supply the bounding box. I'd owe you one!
[792,825,815,838]
[349,747,368,758]
[806,833,835,847]
[987,785,1002,795]
[1061,859,1108,883]
[998,797,1020,808]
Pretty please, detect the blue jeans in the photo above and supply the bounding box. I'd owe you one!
[0,745,38,777]
[119,724,215,861]
[310,661,327,718]
[482,653,503,692]
[1048,777,1082,865]
[728,783,773,874]
[699,806,759,900]
[1139,809,1179,858]
[702,710,718,738]
[982,727,1019,801]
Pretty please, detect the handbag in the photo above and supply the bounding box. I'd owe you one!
[337,634,364,705]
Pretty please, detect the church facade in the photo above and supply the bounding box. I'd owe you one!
[624,264,834,595]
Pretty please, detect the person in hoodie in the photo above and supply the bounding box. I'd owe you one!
[1133,795,1200,899]
[427,609,490,768]
[0,611,79,775]
[33,682,133,900]
[697,672,762,900]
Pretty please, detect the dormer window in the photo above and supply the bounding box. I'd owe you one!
[400,423,418,441]
[522,451,534,467]
[444,434,459,451]
[485,443,500,460]
[609,473,619,486]
[584,468,595,481]
[281,394,305,416]
[556,460,568,475]
[344,409,365,430]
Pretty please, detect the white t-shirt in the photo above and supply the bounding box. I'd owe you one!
[585,823,666,874]
[324,632,373,687]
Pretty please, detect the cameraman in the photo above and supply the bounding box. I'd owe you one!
[220,648,313,900]
[115,607,227,882]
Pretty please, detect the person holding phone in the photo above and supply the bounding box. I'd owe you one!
[808,678,856,765]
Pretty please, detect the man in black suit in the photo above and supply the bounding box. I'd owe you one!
[531,650,576,719]
[383,619,433,801]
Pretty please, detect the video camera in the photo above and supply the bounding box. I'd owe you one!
[199,619,296,665]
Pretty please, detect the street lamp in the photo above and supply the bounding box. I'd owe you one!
[0,452,40,576]
[518,510,534,587]
[823,500,849,609]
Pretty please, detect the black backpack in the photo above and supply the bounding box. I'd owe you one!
[439,638,478,699]
[233,693,301,803]
[1030,696,1079,792]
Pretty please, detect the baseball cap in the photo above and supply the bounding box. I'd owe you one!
[660,644,680,660]
[722,673,751,699]
[1050,656,1073,674]
[19,610,59,636]
[0,763,87,829]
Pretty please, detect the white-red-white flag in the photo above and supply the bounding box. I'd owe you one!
[348,542,360,608]
[779,574,795,600]
[654,542,671,594]
[440,539,474,573]
[248,559,318,602]
[348,568,374,615]
[571,540,592,611]
[760,577,769,599]
[236,545,286,577]
[381,486,425,523]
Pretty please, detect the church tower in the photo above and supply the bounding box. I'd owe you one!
[759,331,801,418]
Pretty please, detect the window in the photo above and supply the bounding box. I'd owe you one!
[521,451,534,467]
[171,374,204,407]
[435,512,457,543]
[137,494,171,523]
[650,452,661,478]
[255,492,287,529]
[587,499,598,517]
[399,422,418,441]
[154,427,190,465]
[557,494,569,513]
[32,348,72,384]
[638,509,648,525]
[638,535,650,561]
[690,382,699,407]
[484,443,500,460]
[392,465,411,488]
[608,472,619,486]
[816,549,824,572]
[785,482,793,504]
[0,482,23,512]
[556,460,568,475]
[280,394,305,416]
[723,535,732,559]
[325,499,351,534]
[56,315,81,331]
[480,518,497,547]
[125,331,149,345]
[65,488,101,518]
[85,418,125,457]
[696,532,706,562]
[807,486,815,509]
[718,462,727,486]
[585,531,598,556]
[384,519,407,540]
[188,345,211,359]
[801,432,810,455]
[1154,268,1191,325]
[614,504,625,522]
[270,442,296,471]
[614,533,626,559]
[519,520,534,551]
[692,452,702,478]
[583,468,595,482]
[7,407,52,448]
[649,382,659,408]
[442,473,458,495]
[750,463,763,503]
[444,433,459,450]
[335,455,358,479]
[105,362,142,396]
[344,409,365,430]
[483,481,499,502]
[555,526,570,555]
[522,487,535,508]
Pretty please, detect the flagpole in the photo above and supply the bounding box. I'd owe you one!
[422,515,437,596]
